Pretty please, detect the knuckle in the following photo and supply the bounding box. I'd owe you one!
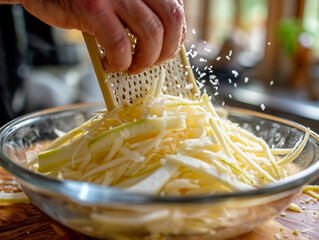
[79,0,105,15]
[170,3,184,25]
[147,17,164,41]
[111,34,131,53]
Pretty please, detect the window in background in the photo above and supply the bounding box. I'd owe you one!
[239,0,268,58]
[209,0,236,45]
[206,0,268,53]
[303,0,319,56]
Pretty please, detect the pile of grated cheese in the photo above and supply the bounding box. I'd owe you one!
[29,70,309,196]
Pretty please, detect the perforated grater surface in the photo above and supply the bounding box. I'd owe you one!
[82,33,199,111]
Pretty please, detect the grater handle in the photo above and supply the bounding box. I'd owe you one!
[82,32,117,111]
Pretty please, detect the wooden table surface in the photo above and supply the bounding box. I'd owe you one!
[0,167,318,240]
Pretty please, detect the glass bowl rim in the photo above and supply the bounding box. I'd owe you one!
[0,103,319,205]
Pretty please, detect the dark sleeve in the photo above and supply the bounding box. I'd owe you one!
[0,4,25,126]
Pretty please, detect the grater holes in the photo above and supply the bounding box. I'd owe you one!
[106,50,195,107]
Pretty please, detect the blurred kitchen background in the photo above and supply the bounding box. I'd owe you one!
[1,0,319,132]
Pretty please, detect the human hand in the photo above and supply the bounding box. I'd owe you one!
[20,0,186,74]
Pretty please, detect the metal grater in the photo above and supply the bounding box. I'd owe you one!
[83,33,199,112]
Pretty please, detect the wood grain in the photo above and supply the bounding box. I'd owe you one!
[0,167,318,240]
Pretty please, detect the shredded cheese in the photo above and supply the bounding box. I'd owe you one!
[30,69,309,197]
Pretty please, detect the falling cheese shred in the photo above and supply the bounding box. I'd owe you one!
[29,70,310,196]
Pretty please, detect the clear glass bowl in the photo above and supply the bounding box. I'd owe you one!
[1,103,319,240]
